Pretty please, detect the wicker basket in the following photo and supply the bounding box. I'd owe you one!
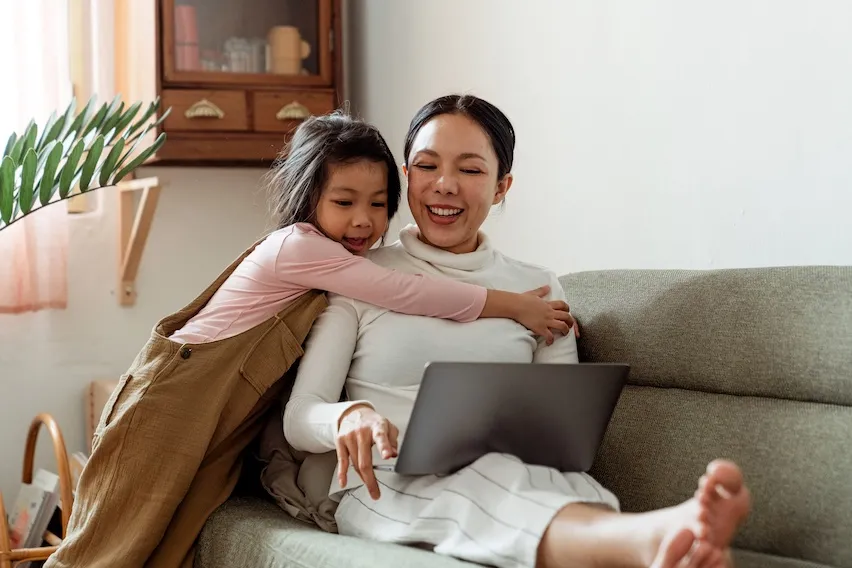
[0,414,74,568]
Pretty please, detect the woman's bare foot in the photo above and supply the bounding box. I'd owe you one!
[651,529,730,568]
[694,460,752,548]
[649,460,750,567]
[535,459,750,568]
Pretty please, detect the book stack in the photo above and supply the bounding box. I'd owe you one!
[7,469,60,551]
[4,453,88,567]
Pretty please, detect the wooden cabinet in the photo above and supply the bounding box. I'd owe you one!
[115,0,343,166]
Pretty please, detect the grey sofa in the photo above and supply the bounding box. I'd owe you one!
[196,266,852,568]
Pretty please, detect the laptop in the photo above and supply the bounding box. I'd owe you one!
[373,361,629,476]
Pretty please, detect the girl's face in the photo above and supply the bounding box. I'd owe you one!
[315,160,390,255]
[404,113,512,254]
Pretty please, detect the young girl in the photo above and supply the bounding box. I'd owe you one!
[45,113,573,568]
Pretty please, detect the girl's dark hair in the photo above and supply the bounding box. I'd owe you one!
[267,111,401,229]
[403,94,516,179]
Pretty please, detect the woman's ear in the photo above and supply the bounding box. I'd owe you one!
[401,163,408,177]
[493,173,513,205]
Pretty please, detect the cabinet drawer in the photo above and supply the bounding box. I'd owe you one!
[162,90,248,132]
[252,91,335,133]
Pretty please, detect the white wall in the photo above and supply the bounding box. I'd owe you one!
[0,168,272,499]
[347,0,852,274]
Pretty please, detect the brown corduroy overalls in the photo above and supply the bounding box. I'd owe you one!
[44,241,328,568]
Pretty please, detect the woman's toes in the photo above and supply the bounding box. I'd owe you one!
[651,529,696,568]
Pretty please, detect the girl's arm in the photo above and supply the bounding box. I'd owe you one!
[277,227,574,337]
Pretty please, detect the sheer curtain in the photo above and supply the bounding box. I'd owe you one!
[0,1,72,314]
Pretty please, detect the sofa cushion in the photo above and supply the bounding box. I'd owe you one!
[196,496,476,568]
[560,267,852,568]
[196,497,833,568]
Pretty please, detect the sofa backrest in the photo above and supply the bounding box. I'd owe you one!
[560,266,852,568]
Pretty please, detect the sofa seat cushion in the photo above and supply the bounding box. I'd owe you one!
[196,497,834,568]
[196,496,476,568]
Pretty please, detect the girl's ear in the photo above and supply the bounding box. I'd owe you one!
[493,173,513,205]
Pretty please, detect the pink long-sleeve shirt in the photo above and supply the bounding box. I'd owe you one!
[169,223,488,344]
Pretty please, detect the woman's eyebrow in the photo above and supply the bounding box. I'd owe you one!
[457,152,487,161]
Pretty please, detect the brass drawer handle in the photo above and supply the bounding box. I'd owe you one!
[276,101,311,121]
[185,99,225,119]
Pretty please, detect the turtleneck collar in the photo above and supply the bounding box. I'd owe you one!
[397,224,495,272]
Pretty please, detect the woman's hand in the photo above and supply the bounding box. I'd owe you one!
[336,404,399,500]
[518,286,579,344]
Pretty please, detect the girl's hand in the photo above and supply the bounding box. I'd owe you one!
[336,404,399,500]
[518,286,578,345]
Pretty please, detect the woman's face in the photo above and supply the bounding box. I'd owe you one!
[405,113,512,254]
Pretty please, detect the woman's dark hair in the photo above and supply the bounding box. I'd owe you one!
[267,111,401,229]
[403,94,516,179]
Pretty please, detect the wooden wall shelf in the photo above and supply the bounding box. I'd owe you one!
[117,176,162,306]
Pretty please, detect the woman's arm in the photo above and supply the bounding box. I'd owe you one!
[532,273,580,364]
[283,296,369,453]
[277,227,573,337]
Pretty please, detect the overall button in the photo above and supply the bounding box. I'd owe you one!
[180,346,192,360]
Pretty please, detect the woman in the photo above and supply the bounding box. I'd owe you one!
[283,95,751,568]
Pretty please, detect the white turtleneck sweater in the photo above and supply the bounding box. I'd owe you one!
[283,225,578,494]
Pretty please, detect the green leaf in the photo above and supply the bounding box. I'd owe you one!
[99,137,126,186]
[39,141,63,205]
[9,135,24,163]
[107,101,142,144]
[81,103,109,139]
[37,140,57,172]
[0,156,14,224]
[115,121,154,172]
[123,97,160,140]
[36,111,58,150]
[127,107,171,144]
[59,138,85,198]
[57,97,78,140]
[97,96,124,136]
[21,121,38,156]
[4,133,17,158]
[65,96,96,141]
[112,132,166,184]
[79,135,105,191]
[19,148,37,214]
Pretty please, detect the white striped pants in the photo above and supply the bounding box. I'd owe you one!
[334,453,620,568]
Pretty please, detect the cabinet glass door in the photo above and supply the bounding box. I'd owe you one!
[163,0,333,86]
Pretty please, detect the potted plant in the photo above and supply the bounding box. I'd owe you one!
[0,95,170,231]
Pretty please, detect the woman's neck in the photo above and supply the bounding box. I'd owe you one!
[400,225,494,272]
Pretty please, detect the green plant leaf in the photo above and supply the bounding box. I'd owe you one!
[19,148,37,214]
[115,121,155,172]
[107,101,142,144]
[36,111,58,151]
[126,107,171,144]
[59,138,85,198]
[98,96,124,136]
[0,156,14,224]
[65,96,96,141]
[79,135,105,191]
[99,137,126,186]
[81,103,109,139]
[112,132,166,184]
[57,97,78,140]
[39,141,63,205]
[21,121,38,156]
[123,97,160,139]
[4,133,17,158]
[37,140,57,172]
